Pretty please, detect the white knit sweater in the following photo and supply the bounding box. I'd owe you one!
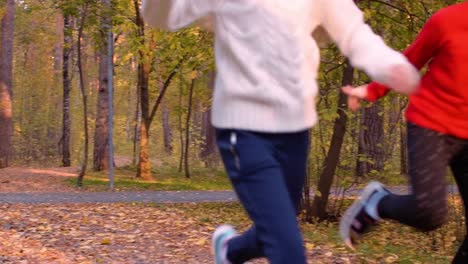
[142,0,416,132]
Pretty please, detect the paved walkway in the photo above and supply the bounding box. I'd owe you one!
[0,185,459,204]
[0,191,238,204]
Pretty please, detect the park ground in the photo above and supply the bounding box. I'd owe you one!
[0,166,461,263]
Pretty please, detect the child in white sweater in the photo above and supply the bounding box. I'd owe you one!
[141,1,420,263]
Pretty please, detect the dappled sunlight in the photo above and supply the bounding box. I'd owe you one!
[0,86,12,118]
[0,167,78,177]
[0,167,78,193]
[23,168,77,178]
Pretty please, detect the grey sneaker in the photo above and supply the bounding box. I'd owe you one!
[212,225,237,264]
[339,181,389,249]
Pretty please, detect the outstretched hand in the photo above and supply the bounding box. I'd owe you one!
[341,85,368,112]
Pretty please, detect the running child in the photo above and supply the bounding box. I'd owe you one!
[141,1,420,263]
[340,2,468,263]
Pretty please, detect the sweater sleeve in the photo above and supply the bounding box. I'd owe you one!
[403,13,442,69]
[141,0,223,31]
[319,0,419,87]
[366,82,391,102]
[366,13,442,102]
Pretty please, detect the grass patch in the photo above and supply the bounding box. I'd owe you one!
[165,201,462,263]
[64,165,232,191]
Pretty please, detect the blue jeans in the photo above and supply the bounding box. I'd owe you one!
[216,129,310,264]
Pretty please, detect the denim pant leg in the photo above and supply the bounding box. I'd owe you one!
[217,130,307,264]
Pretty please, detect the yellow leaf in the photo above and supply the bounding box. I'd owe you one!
[195,238,207,245]
[384,254,399,263]
[100,238,111,245]
[188,71,198,80]
[305,242,315,250]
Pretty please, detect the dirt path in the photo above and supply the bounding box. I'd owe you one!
[0,154,158,193]
[0,167,79,193]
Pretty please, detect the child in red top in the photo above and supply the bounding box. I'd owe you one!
[339,2,468,263]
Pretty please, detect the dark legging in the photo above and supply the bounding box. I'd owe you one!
[377,122,468,263]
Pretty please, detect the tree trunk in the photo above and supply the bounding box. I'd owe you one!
[308,61,354,221]
[132,72,141,166]
[162,103,172,154]
[178,74,184,173]
[135,51,178,179]
[77,6,89,187]
[136,59,152,180]
[200,108,217,167]
[387,96,401,158]
[93,0,112,171]
[400,111,408,176]
[0,0,14,168]
[356,113,366,177]
[156,76,173,155]
[356,103,385,176]
[184,79,195,178]
[132,110,141,166]
[137,120,151,180]
[199,72,217,167]
[135,55,177,180]
[133,0,179,179]
[126,85,133,141]
[48,13,64,162]
[134,0,152,180]
[61,14,72,167]
[54,14,64,74]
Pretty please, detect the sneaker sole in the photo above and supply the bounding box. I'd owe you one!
[339,181,383,250]
[212,225,236,264]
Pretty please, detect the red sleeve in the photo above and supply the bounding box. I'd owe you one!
[404,12,442,69]
[366,82,391,102]
[365,13,442,102]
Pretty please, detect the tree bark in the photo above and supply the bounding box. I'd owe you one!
[184,79,195,178]
[387,96,401,158]
[308,60,354,221]
[200,108,217,167]
[135,56,178,180]
[133,0,180,179]
[77,5,90,187]
[132,67,141,166]
[136,59,152,179]
[356,103,385,176]
[199,72,217,167]
[0,0,14,168]
[137,118,151,179]
[61,14,72,167]
[93,0,113,171]
[178,74,184,173]
[400,108,408,176]
[49,13,64,161]
[162,103,172,154]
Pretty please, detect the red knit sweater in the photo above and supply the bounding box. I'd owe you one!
[366,2,468,139]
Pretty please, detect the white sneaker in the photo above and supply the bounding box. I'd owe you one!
[339,181,389,249]
[212,225,237,264]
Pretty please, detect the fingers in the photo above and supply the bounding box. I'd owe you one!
[341,85,367,112]
[347,96,361,112]
[341,85,355,96]
[341,85,368,99]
